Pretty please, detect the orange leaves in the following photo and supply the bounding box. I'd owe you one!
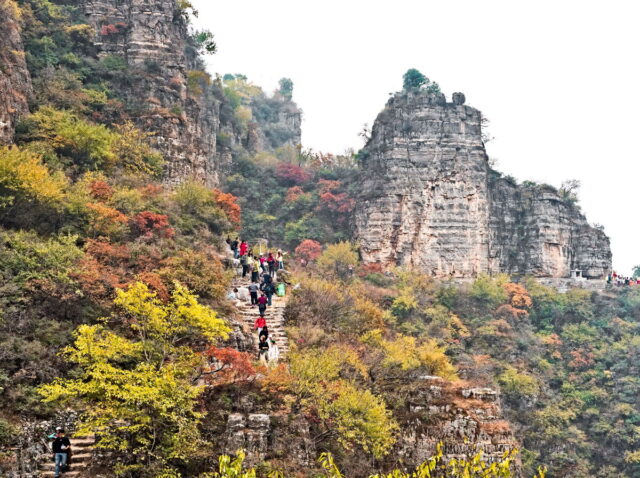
[286,186,305,202]
[89,180,114,201]
[204,347,256,385]
[86,202,128,238]
[503,282,532,310]
[132,211,175,239]
[212,188,241,226]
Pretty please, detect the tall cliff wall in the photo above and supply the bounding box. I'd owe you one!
[355,90,611,279]
[83,0,221,185]
[0,0,31,145]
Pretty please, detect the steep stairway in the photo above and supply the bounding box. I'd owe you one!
[231,274,289,359]
[40,435,95,478]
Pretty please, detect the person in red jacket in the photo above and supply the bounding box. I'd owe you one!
[254,316,267,336]
[239,240,248,256]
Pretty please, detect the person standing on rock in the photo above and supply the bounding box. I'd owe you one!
[231,237,239,259]
[52,428,71,478]
[276,249,286,270]
[257,292,268,316]
[240,254,248,278]
[239,240,248,257]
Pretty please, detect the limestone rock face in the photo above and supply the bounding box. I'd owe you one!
[0,0,31,145]
[83,0,221,185]
[393,379,518,469]
[355,90,611,278]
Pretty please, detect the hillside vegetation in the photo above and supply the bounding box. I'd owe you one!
[0,1,637,478]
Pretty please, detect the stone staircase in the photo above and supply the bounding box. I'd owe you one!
[40,435,95,477]
[231,274,289,359]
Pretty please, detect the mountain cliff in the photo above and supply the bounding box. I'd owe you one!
[355,90,611,278]
[0,0,31,144]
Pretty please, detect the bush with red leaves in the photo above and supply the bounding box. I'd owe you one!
[212,189,241,226]
[274,163,312,185]
[89,180,114,201]
[294,239,322,263]
[204,347,256,384]
[132,211,175,239]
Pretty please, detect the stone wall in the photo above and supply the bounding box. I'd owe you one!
[0,0,31,145]
[83,0,221,185]
[355,90,611,279]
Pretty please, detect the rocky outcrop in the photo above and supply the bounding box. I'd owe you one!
[355,90,611,279]
[83,0,221,185]
[393,379,518,469]
[0,0,31,144]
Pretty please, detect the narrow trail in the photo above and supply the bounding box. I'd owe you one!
[40,435,95,478]
[231,272,289,359]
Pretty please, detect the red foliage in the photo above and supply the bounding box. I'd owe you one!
[318,191,355,214]
[132,211,175,239]
[89,180,114,201]
[212,189,241,226]
[138,184,164,197]
[274,163,312,185]
[496,304,529,320]
[204,347,256,384]
[295,239,322,263]
[318,179,341,194]
[100,24,118,36]
[286,186,305,202]
[358,262,384,277]
[135,271,169,301]
[568,349,595,370]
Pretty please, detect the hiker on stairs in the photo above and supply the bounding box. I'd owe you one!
[52,428,71,478]
[257,292,268,317]
[258,335,269,364]
[248,282,259,306]
[268,337,280,363]
[254,315,267,336]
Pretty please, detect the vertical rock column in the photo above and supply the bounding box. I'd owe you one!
[356,91,492,277]
[0,0,32,145]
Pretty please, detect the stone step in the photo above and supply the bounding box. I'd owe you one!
[41,471,83,477]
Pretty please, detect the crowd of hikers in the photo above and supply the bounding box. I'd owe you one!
[608,272,640,286]
[226,238,286,364]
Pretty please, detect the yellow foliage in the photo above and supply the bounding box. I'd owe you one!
[0,145,67,208]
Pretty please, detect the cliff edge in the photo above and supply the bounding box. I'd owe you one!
[355,90,611,279]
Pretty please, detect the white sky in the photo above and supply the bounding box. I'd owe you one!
[193,0,639,275]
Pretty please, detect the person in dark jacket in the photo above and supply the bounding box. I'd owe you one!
[258,335,269,363]
[264,281,276,306]
[52,429,71,477]
[257,293,268,316]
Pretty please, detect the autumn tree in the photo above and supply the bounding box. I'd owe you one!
[295,239,322,263]
[317,242,359,279]
[39,282,230,477]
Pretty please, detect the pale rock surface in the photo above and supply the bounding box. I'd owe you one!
[0,0,31,145]
[355,90,611,278]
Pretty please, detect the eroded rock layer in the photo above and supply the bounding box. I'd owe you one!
[84,0,221,185]
[0,0,31,144]
[355,90,611,278]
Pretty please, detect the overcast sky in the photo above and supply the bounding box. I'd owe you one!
[193,0,639,275]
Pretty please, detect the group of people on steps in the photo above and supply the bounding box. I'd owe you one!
[226,238,286,364]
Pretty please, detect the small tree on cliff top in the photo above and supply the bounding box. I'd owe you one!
[403,68,428,90]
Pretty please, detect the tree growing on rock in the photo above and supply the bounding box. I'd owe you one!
[402,68,428,90]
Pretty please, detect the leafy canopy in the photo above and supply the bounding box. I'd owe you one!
[38,282,230,477]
